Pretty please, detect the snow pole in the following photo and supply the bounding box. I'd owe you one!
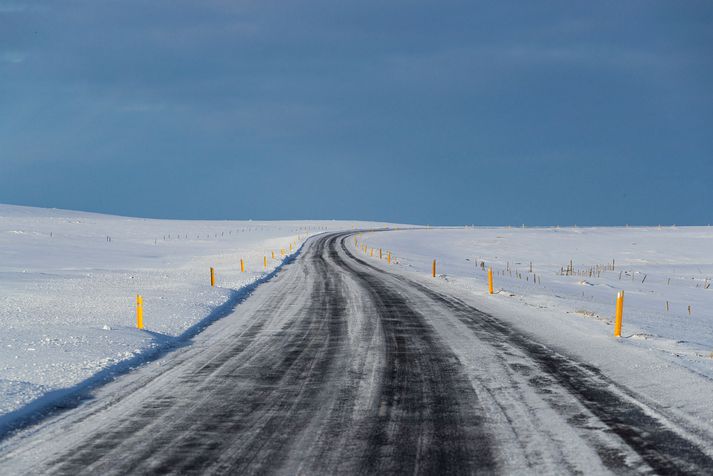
[387,252,391,264]
[379,248,382,260]
[488,268,494,294]
[264,256,268,269]
[272,250,275,259]
[614,291,624,337]
[136,294,144,329]
[240,259,245,273]
[432,259,436,277]
[210,267,215,287]
[370,248,374,257]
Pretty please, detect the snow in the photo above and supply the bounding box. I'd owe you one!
[0,204,390,427]
[5,208,713,445]
[358,226,713,378]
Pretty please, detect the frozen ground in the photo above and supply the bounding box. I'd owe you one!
[357,226,713,379]
[4,207,713,462]
[0,204,390,425]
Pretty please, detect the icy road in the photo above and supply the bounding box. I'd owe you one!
[2,232,713,474]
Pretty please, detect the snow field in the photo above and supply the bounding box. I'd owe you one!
[356,226,713,378]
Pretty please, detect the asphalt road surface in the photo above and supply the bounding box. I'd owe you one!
[1,232,712,474]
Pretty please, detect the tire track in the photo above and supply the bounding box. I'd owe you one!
[331,236,497,474]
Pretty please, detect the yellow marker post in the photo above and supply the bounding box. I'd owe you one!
[272,250,275,259]
[379,248,382,260]
[281,248,285,256]
[488,267,494,294]
[432,259,436,277]
[290,243,293,252]
[264,256,267,268]
[387,252,391,264]
[370,248,374,257]
[614,291,624,337]
[136,294,144,329]
[240,259,245,273]
[210,267,215,287]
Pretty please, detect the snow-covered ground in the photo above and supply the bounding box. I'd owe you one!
[0,204,390,427]
[357,226,713,378]
[5,208,713,444]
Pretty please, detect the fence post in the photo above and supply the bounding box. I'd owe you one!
[136,294,144,329]
[614,291,624,337]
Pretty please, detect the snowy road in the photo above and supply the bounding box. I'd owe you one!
[2,232,713,474]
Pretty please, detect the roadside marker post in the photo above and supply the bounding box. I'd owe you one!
[432,259,436,278]
[272,250,275,259]
[488,268,494,294]
[240,259,245,273]
[136,294,144,329]
[614,291,624,337]
[387,252,391,264]
[210,267,216,287]
[379,248,382,260]
[264,256,267,268]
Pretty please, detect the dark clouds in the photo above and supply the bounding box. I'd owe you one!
[1,0,712,224]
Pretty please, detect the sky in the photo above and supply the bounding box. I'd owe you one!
[1,1,712,225]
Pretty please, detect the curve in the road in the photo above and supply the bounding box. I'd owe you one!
[0,232,712,475]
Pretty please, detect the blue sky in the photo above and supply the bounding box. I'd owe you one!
[1,1,712,225]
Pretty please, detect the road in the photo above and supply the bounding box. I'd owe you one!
[1,232,713,474]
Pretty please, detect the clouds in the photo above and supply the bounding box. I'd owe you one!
[0,0,712,223]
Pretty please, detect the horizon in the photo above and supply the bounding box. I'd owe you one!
[2,201,711,228]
